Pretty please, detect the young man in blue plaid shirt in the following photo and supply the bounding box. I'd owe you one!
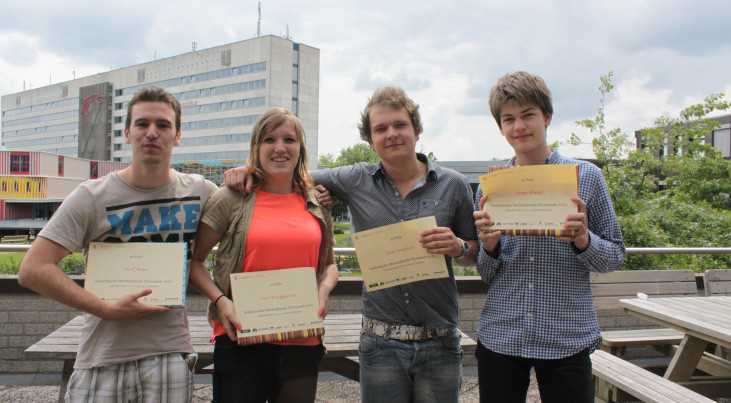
[472,71,626,402]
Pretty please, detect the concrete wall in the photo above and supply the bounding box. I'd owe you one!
[0,275,693,374]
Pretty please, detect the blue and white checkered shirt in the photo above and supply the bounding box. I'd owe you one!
[475,150,625,359]
[313,154,478,329]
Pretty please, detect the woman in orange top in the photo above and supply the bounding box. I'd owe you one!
[190,108,338,403]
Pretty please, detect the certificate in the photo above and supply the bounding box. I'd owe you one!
[230,267,324,346]
[479,165,578,236]
[352,216,448,292]
[84,242,188,307]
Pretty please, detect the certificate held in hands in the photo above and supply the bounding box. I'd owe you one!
[84,242,188,307]
[230,267,324,346]
[352,216,448,292]
[479,165,578,236]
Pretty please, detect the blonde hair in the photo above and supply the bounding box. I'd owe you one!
[358,86,423,142]
[246,108,313,194]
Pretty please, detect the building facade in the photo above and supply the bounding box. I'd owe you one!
[0,150,127,234]
[1,35,320,170]
[634,114,731,158]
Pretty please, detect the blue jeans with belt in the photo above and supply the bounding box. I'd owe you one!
[359,328,463,403]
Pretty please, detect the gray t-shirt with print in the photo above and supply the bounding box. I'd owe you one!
[39,170,217,369]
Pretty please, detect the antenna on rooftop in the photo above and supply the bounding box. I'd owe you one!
[257,2,262,37]
[192,42,198,52]
[283,24,292,40]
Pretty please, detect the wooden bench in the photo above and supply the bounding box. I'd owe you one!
[703,269,731,297]
[591,349,715,403]
[703,269,731,360]
[0,235,28,244]
[26,313,478,402]
[592,270,697,357]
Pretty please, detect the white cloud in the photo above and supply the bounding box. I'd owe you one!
[2,0,730,163]
[0,32,107,94]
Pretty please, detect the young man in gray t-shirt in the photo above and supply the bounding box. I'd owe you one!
[19,86,217,402]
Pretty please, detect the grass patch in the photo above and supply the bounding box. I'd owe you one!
[334,233,351,247]
[338,269,362,277]
[0,252,26,275]
[0,252,85,275]
[333,222,352,247]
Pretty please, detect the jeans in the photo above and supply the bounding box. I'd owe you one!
[475,341,594,403]
[359,329,463,403]
[212,336,324,403]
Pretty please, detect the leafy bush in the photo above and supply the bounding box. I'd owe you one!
[0,257,21,275]
[62,254,86,275]
[573,72,731,272]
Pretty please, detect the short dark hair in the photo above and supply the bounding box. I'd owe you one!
[489,72,553,129]
[358,86,423,143]
[125,86,182,132]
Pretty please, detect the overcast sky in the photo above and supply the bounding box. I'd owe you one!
[1,0,729,161]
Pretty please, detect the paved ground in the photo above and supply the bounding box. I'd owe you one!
[0,370,542,402]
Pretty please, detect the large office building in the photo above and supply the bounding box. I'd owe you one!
[1,35,320,175]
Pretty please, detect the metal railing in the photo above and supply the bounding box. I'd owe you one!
[3,244,730,256]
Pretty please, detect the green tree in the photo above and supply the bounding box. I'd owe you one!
[318,143,379,220]
[419,145,438,162]
[318,153,337,168]
[573,72,731,271]
[318,142,438,224]
[333,143,381,165]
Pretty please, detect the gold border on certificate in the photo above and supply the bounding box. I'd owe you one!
[231,267,324,345]
[352,216,448,292]
[84,242,188,307]
[479,165,578,236]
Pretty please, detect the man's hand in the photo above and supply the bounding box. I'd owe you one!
[223,166,253,194]
[100,288,170,320]
[315,185,333,209]
[419,227,462,257]
[557,196,590,250]
[474,194,501,254]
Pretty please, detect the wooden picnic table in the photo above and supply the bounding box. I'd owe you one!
[619,296,731,399]
[25,313,477,402]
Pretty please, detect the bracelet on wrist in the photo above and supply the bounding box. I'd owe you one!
[214,294,226,306]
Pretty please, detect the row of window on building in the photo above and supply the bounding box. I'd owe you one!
[119,62,267,97]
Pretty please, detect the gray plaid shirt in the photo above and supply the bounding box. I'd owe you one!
[312,154,477,329]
